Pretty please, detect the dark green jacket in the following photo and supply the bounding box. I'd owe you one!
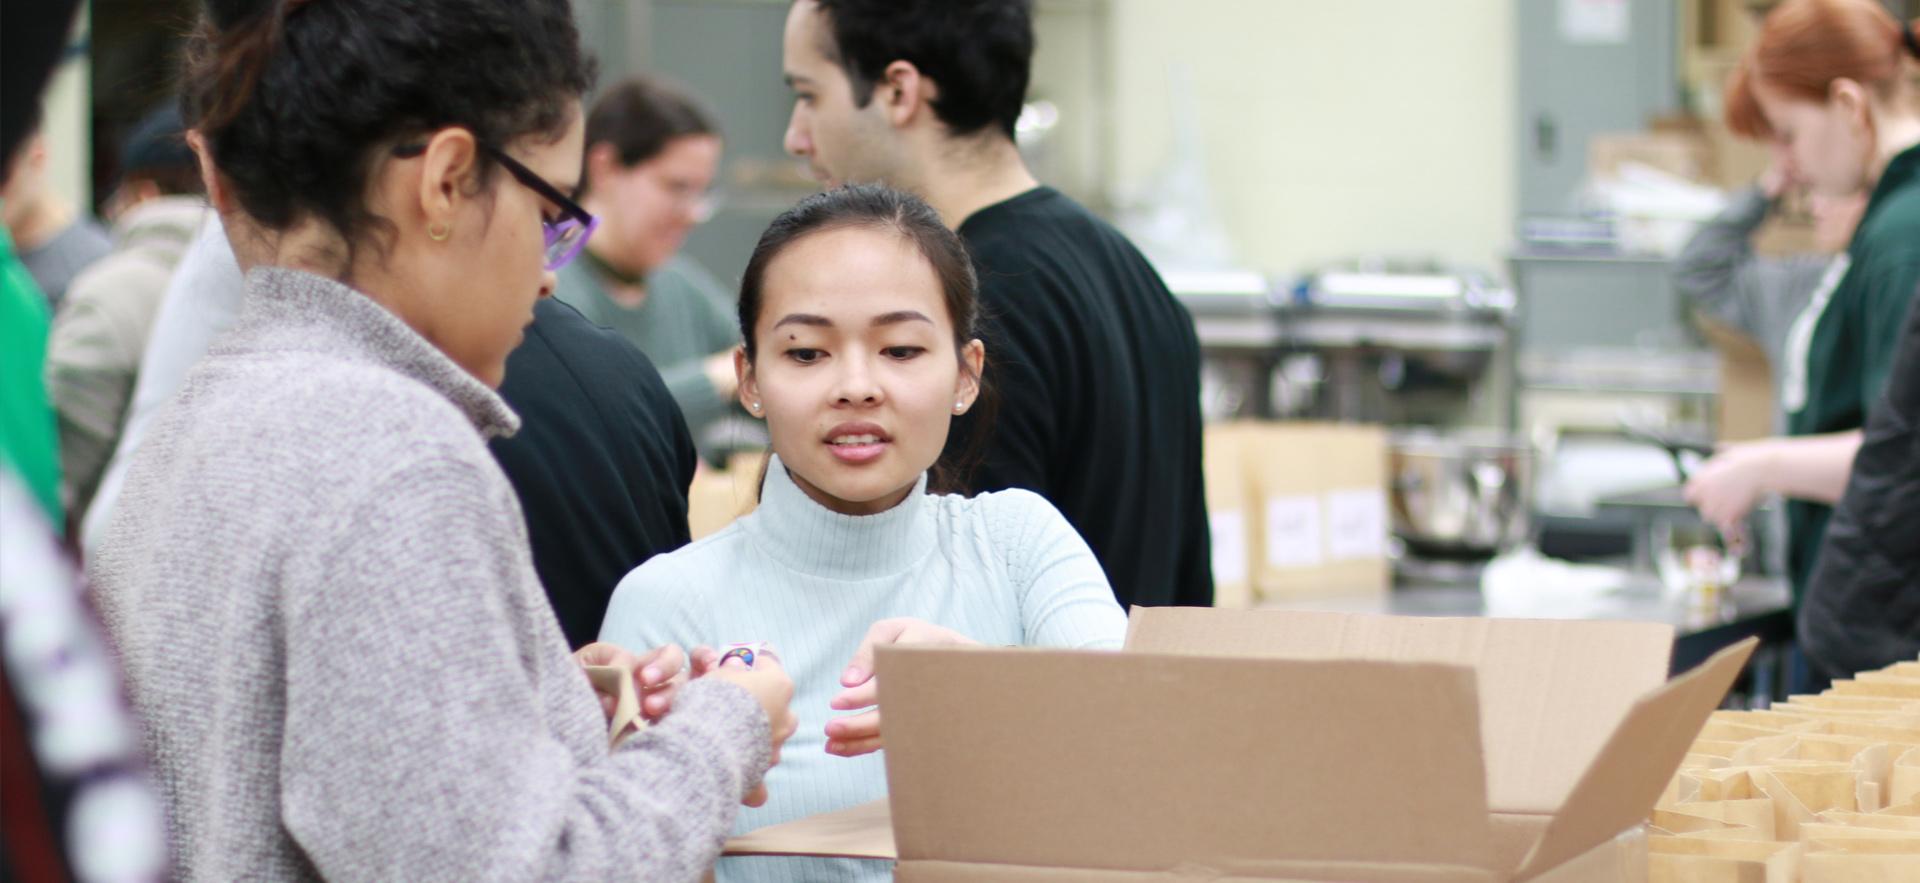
[1783,144,1920,595]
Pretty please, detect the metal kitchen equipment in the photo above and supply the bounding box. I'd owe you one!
[1176,259,1517,428]
[1389,429,1537,585]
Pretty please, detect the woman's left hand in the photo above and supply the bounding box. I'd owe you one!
[1683,441,1776,534]
[825,618,978,757]
[574,641,689,724]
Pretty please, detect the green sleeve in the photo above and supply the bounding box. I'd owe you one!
[650,260,739,431]
[673,258,741,351]
[0,230,65,529]
[657,362,730,432]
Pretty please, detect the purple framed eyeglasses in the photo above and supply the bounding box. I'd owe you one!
[392,141,600,270]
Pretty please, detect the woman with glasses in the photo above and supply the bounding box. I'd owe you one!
[562,78,743,448]
[86,1,795,880]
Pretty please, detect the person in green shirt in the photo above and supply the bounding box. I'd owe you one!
[0,215,64,529]
[1685,0,1920,598]
[558,77,742,442]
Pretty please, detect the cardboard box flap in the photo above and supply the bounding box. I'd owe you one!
[1513,637,1757,880]
[1126,608,1675,814]
[727,804,1499,882]
[723,799,895,860]
[877,646,1497,873]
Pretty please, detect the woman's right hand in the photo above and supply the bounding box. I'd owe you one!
[695,646,796,808]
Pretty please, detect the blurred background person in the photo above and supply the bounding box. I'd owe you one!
[3,115,111,310]
[1674,176,1864,395]
[46,102,207,531]
[562,77,745,455]
[1683,0,1920,610]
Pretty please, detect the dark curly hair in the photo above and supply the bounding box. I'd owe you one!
[809,0,1033,140]
[738,184,995,493]
[181,0,595,268]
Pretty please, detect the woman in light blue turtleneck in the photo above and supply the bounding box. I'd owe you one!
[599,185,1127,882]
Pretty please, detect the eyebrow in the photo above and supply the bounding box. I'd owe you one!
[872,310,933,327]
[769,311,934,330]
[784,73,813,89]
[772,313,832,330]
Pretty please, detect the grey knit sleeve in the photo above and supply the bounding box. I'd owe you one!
[277,453,768,883]
[1672,185,1833,343]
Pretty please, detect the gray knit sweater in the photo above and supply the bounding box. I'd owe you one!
[89,267,770,882]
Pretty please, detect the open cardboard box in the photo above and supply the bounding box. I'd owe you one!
[724,609,1755,882]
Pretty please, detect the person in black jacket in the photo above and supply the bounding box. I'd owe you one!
[774,0,1212,611]
[1802,287,1920,678]
[493,296,699,648]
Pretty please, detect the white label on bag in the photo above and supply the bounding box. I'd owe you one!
[1325,488,1388,561]
[1210,510,1249,585]
[1265,495,1324,569]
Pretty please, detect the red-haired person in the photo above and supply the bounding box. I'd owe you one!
[1684,0,1920,608]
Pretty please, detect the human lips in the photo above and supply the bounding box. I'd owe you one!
[824,422,890,464]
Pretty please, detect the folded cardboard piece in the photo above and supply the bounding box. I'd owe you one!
[725,609,1755,882]
[582,664,644,749]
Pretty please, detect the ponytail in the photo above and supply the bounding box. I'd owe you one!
[181,1,285,137]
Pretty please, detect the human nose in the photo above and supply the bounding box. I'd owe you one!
[831,353,882,406]
[784,106,811,157]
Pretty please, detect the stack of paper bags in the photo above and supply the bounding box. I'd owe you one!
[1649,656,1920,881]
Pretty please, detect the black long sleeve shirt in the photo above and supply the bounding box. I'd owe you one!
[493,297,698,648]
[941,186,1212,610]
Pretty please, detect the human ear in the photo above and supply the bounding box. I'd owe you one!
[415,127,481,236]
[1830,78,1871,135]
[735,346,764,418]
[584,142,622,191]
[953,338,985,411]
[880,60,932,129]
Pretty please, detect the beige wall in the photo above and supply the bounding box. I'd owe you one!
[1107,0,1516,276]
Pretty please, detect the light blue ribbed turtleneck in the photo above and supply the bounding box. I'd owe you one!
[600,455,1127,883]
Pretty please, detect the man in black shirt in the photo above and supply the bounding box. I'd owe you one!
[493,297,699,647]
[777,0,1211,609]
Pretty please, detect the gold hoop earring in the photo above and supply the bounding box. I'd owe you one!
[428,222,451,242]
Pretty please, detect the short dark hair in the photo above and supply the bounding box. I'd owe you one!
[182,0,594,267]
[582,77,717,192]
[810,0,1033,140]
[738,184,994,492]
[119,104,202,197]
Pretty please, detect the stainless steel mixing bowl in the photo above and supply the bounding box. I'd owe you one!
[1390,430,1536,557]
